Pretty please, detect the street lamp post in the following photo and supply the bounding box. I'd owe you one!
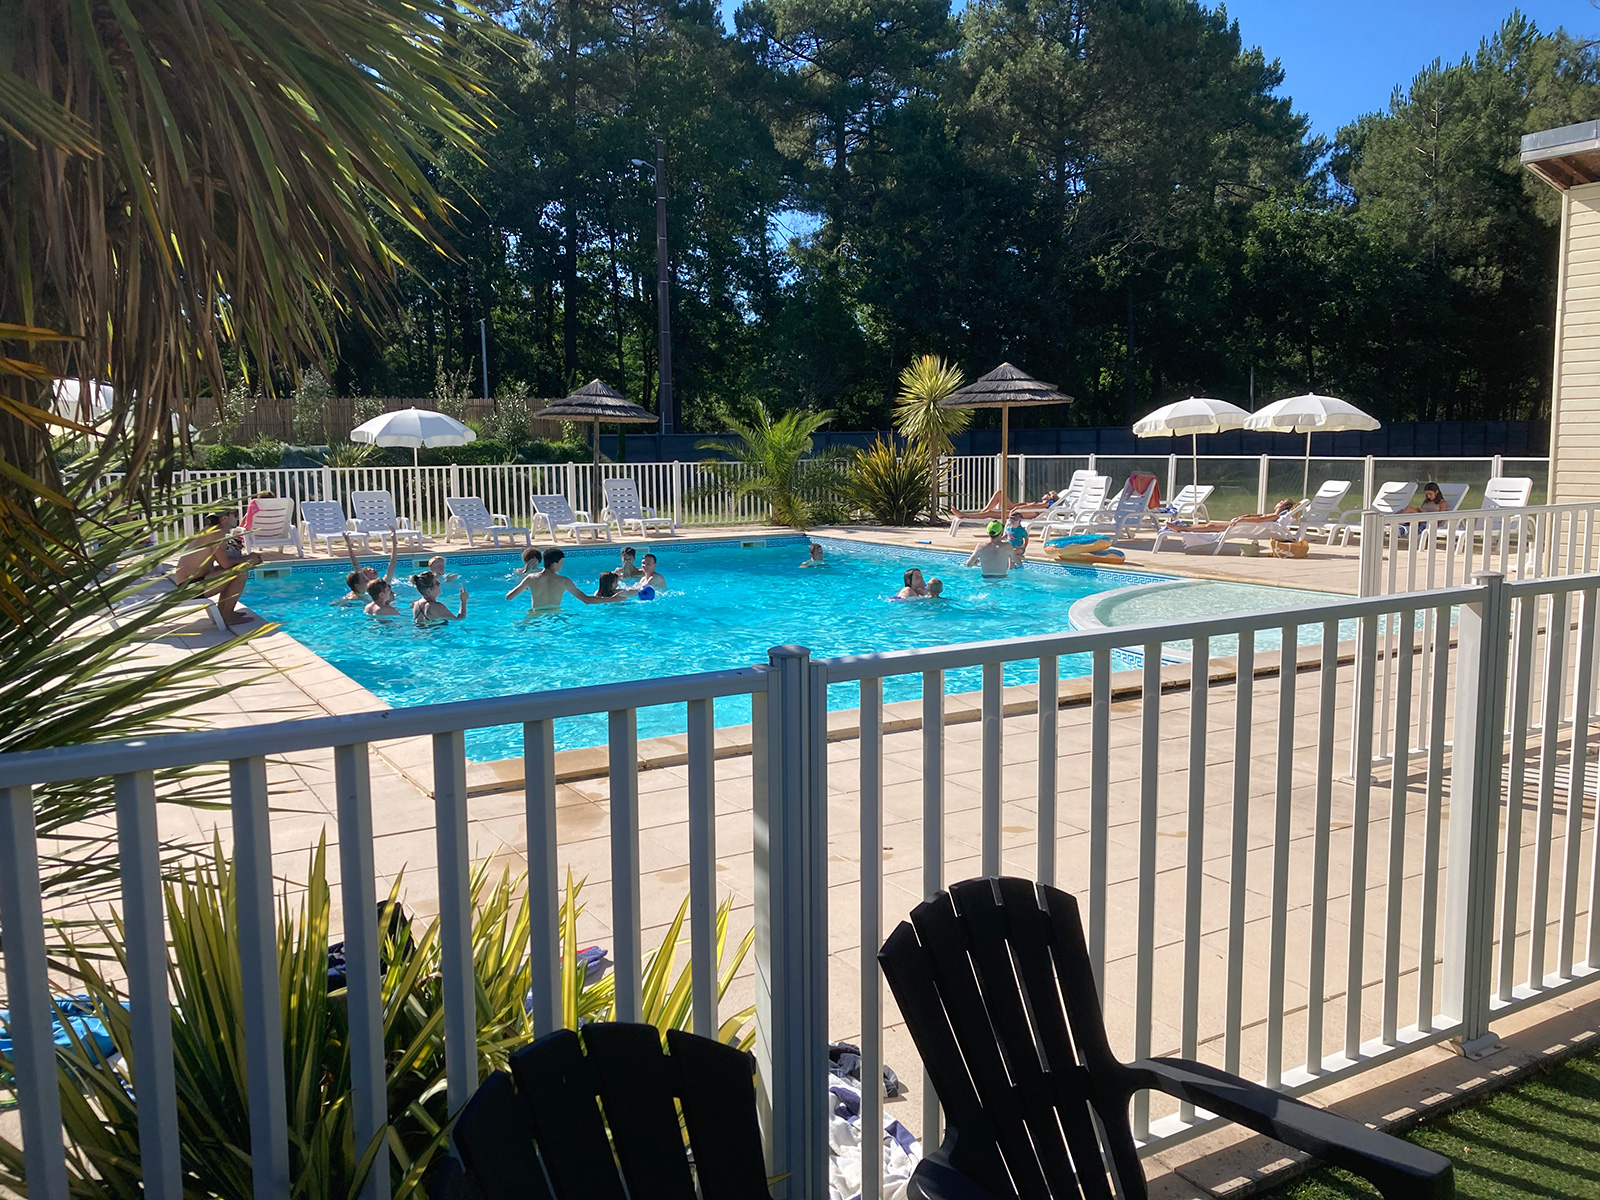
[632,139,674,437]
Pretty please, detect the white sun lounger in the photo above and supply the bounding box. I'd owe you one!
[531,494,611,542]
[1326,481,1417,546]
[602,478,677,536]
[1070,477,1158,542]
[241,497,302,557]
[446,496,530,547]
[109,575,229,633]
[1025,471,1102,534]
[300,500,358,555]
[349,490,426,551]
[1287,480,1353,543]
[1037,476,1112,538]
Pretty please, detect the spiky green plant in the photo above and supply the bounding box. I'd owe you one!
[0,848,756,1198]
[695,404,847,529]
[846,438,934,526]
[893,355,970,519]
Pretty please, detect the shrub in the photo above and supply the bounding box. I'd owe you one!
[485,381,532,446]
[522,437,592,463]
[244,434,286,468]
[200,443,258,470]
[418,439,515,466]
[847,438,932,525]
[293,366,333,443]
[695,404,848,528]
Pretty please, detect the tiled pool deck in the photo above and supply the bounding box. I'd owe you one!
[21,524,1600,1198]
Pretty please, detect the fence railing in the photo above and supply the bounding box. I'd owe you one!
[6,569,1600,1197]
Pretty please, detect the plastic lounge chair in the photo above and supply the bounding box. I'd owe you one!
[530,494,611,542]
[950,489,1054,538]
[299,500,357,555]
[434,1023,774,1200]
[1025,471,1102,534]
[349,490,426,551]
[1327,481,1417,546]
[1037,476,1111,538]
[601,477,677,536]
[1156,483,1214,526]
[1480,476,1534,550]
[446,496,530,548]
[1072,476,1158,542]
[1152,509,1301,555]
[1288,480,1354,543]
[879,878,1455,1200]
[240,497,302,557]
[109,575,228,634]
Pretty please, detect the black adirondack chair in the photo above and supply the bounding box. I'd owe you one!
[434,1023,774,1200]
[879,878,1454,1200]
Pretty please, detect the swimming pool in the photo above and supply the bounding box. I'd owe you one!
[244,536,1255,760]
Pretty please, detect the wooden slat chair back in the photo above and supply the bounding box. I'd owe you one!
[441,1024,773,1200]
[879,878,1454,1200]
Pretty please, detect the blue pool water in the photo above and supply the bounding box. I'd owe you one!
[244,536,1194,760]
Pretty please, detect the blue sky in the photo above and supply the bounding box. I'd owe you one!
[1218,1,1594,139]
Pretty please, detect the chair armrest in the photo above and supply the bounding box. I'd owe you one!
[906,1149,1003,1200]
[573,509,592,522]
[1132,1057,1453,1200]
[492,513,510,526]
[641,505,657,517]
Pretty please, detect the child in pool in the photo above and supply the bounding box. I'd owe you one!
[800,543,826,567]
[427,555,460,583]
[364,578,400,617]
[513,547,543,575]
[1005,512,1029,565]
[592,571,629,603]
[337,532,399,603]
[618,546,644,578]
[411,571,468,626]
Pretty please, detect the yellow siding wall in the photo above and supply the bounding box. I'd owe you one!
[1553,183,1600,501]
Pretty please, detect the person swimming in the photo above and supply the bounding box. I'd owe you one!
[618,546,644,578]
[505,548,613,611]
[637,553,666,589]
[411,571,467,626]
[800,543,826,568]
[895,567,930,599]
[927,577,944,598]
[363,578,400,617]
[514,546,543,575]
[593,571,629,603]
[336,531,400,604]
[965,521,1013,579]
[427,555,460,583]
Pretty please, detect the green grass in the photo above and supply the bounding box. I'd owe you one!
[1261,1050,1600,1198]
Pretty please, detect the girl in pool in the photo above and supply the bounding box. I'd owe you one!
[592,571,629,603]
[411,571,468,626]
[364,578,400,617]
[800,543,826,567]
[618,546,644,578]
[427,555,460,583]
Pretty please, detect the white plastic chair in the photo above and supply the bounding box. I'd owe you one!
[300,500,356,555]
[1288,480,1353,543]
[1071,477,1158,542]
[241,497,302,557]
[1328,481,1417,546]
[349,490,425,551]
[1481,476,1534,549]
[446,496,530,547]
[602,478,677,536]
[1038,476,1111,538]
[1025,471,1102,534]
[530,494,611,542]
[1161,484,1214,525]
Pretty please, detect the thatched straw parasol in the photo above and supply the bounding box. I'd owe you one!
[938,363,1073,519]
[537,379,660,508]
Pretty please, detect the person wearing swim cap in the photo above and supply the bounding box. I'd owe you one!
[964,520,1013,578]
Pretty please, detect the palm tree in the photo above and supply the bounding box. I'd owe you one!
[696,405,846,528]
[893,355,970,520]
[1,0,498,560]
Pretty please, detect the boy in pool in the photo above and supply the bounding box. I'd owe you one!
[505,547,613,611]
[618,546,644,578]
[800,543,826,567]
[927,577,944,598]
[336,532,400,603]
[513,547,543,575]
[965,521,1013,579]
[1005,512,1029,565]
[427,555,460,583]
[895,567,930,599]
[363,578,400,617]
[412,571,468,626]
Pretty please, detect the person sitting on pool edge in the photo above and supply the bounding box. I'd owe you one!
[412,571,467,626]
[172,510,263,626]
[618,546,644,578]
[505,547,614,611]
[800,543,826,567]
[336,531,400,603]
[363,578,400,617]
[895,567,930,599]
[964,521,1012,579]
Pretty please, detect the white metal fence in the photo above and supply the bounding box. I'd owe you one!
[5,570,1599,1198]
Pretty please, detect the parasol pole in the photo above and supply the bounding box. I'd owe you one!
[413,444,421,531]
[1192,431,1199,492]
[1303,429,1312,501]
[593,418,603,518]
[999,403,1011,520]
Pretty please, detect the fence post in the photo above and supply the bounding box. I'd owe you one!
[449,463,460,499]
[1257,455,1270,514]
[1087,453,1097,479]
[1357,511,1382,598]
[1492,454,1504,482]
[1441,572,1509,1058]
[1016,454,1027,503]
[673,461,684,527]
[1362,456,1376,510]
[753,646,828,1200]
